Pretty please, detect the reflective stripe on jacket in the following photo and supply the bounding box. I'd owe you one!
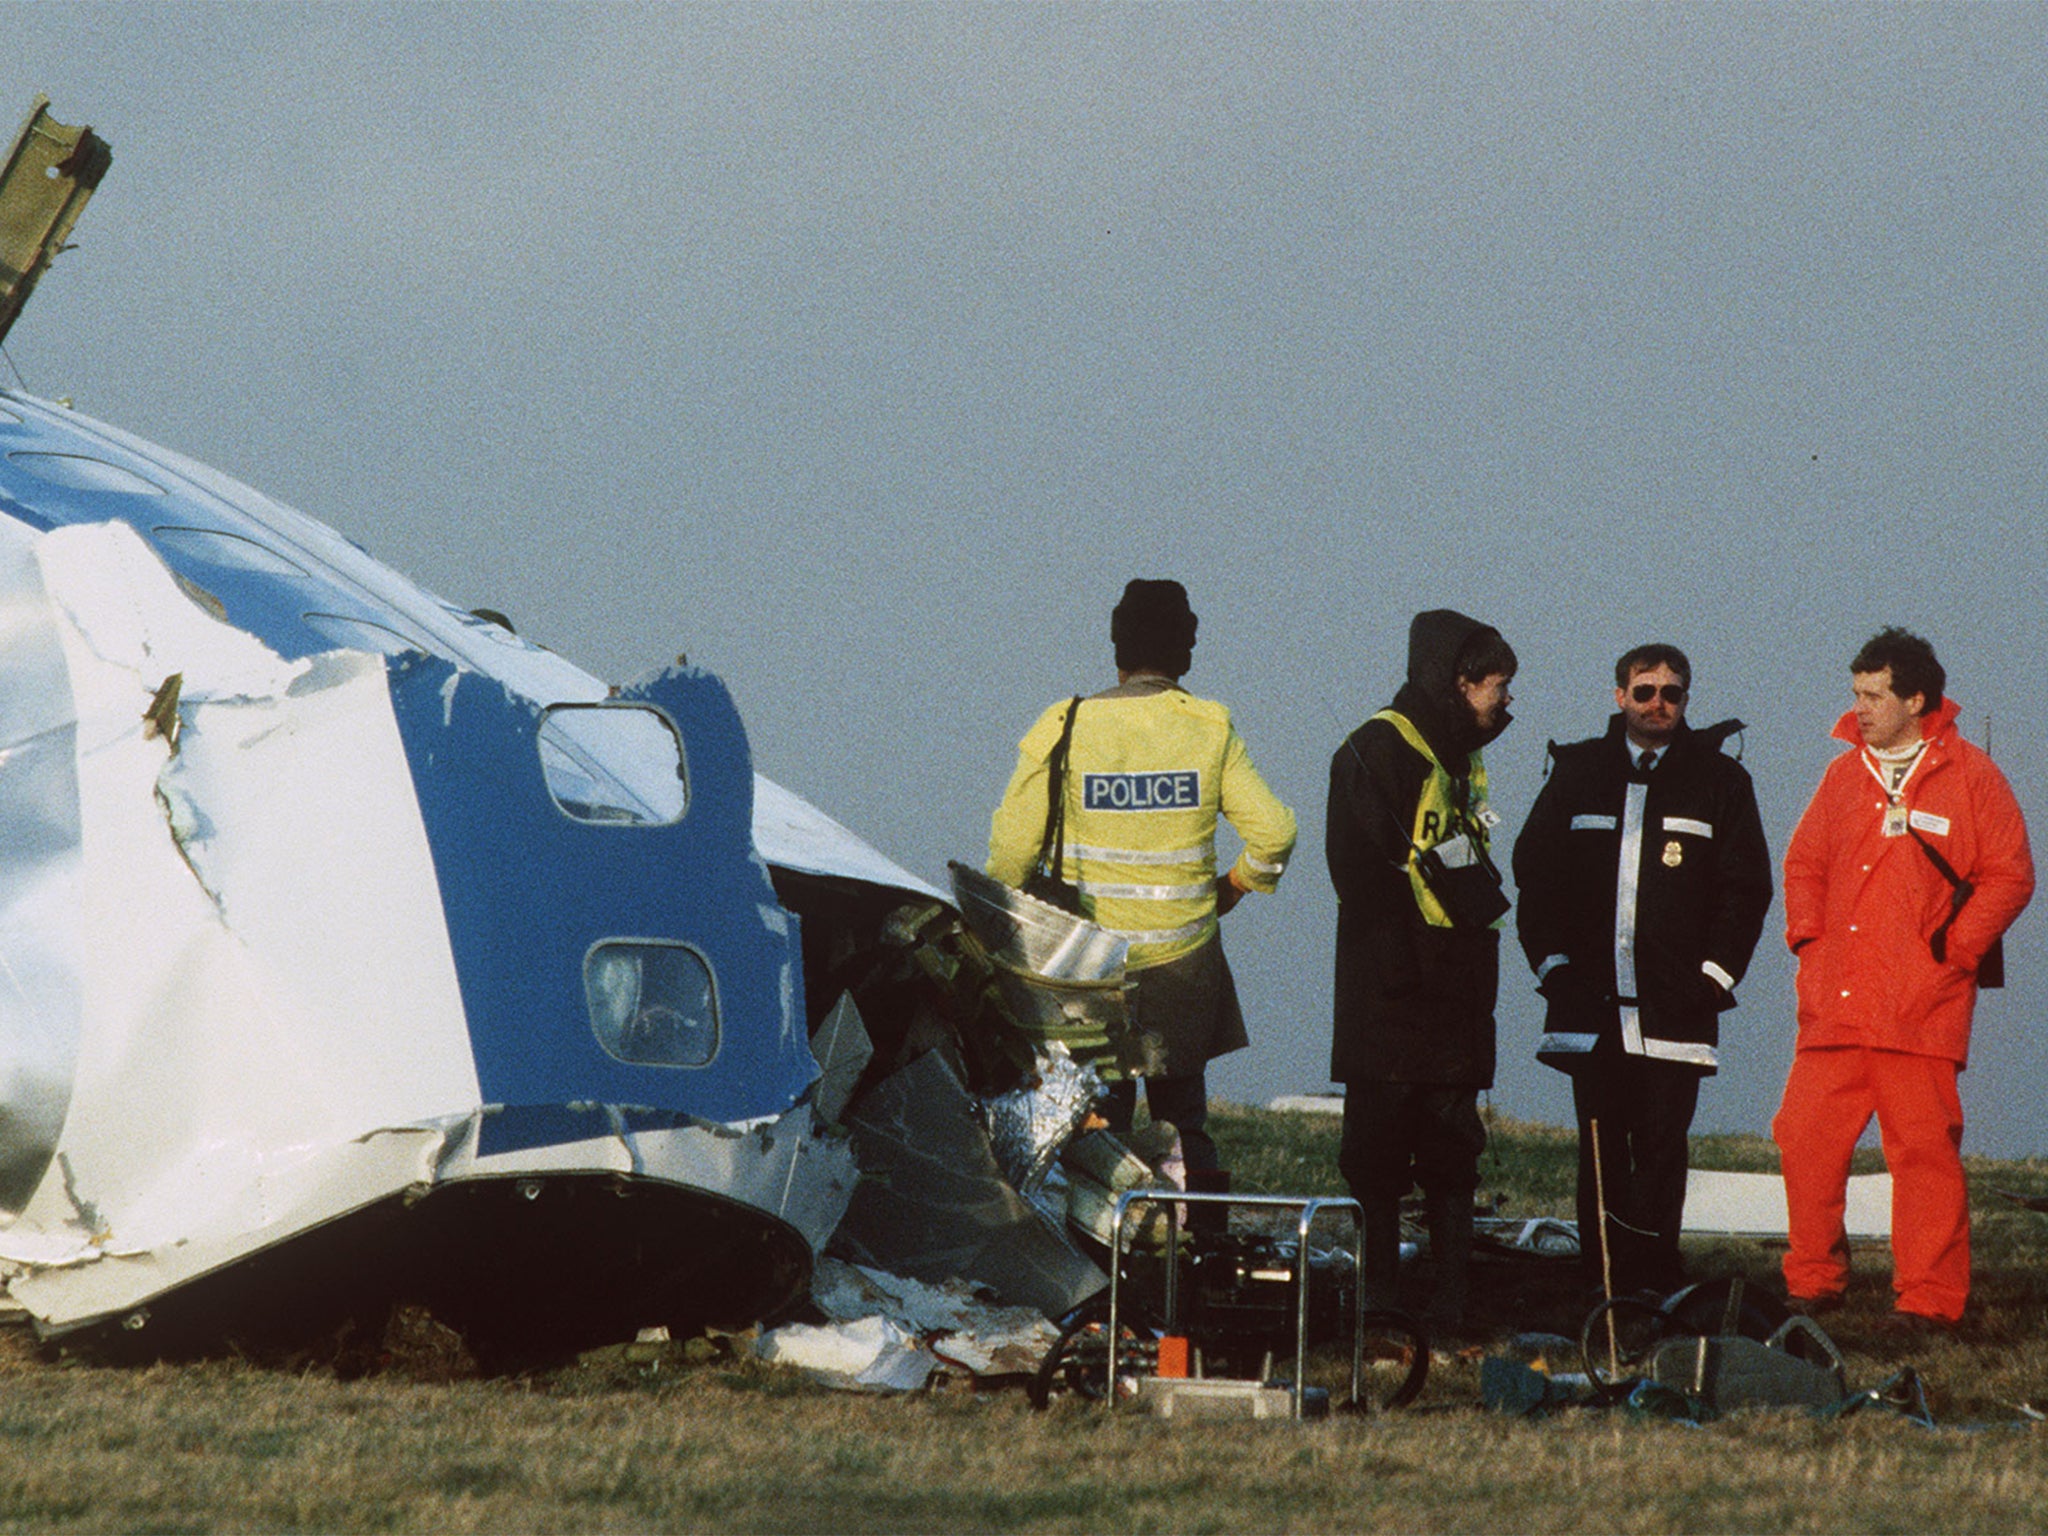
[988,680,1296,969]
[1374,708,1497,930]
[1326,679,1503,1088]
[1512,716,1773,1074]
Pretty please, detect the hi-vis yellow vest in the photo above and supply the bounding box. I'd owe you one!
[1375,708,1496,930]
[989,688,1297,969]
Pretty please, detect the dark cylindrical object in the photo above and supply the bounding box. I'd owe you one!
[1188,1168,1231,1235]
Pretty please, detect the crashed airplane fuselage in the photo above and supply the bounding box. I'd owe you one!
[0,386,937,1359]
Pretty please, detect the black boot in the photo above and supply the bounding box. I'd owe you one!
[1424,1191,1474,1333]
[1361,1200,1402,1313]
[1188,1168,1231,1236]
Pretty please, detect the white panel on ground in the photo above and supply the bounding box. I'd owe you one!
[1683,1169,1893,1239]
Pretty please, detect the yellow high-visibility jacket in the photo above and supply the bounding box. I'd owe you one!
[1375,708,1498,929]
[988,679,1297,969]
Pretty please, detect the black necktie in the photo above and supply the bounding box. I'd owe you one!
[1638,750,1657,774]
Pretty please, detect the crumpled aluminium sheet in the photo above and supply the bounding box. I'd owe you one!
[809,1257,1060,1378]
[0,522,475,1322]
[755,1313,938,1393]
[980,1044,1102,1194]
[947,862,1152,1073]
[4,1101,856,1331]
[757,1254,1066,1394]
[948,862,1126,981]
[810,992,873,1129]
[1473,1216,1581,1259]
[831,1049,1105,1321]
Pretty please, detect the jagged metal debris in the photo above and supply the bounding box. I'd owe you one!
[0,95,112,349]
[811,992,873,1128]
[755,1313,938,1393]
[809,1257,1060,1377]
[979,1043,1102,1194]
[948,861,1160,1077]
[830,1048,1105,1320]
[1474,1215,1580,1259]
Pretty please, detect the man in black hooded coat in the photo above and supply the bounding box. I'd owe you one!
[1327,609,1516,1329]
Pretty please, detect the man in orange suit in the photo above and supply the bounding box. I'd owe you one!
[1773,628,2033,1331]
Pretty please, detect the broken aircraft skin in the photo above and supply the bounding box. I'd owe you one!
[0,383,943,1363]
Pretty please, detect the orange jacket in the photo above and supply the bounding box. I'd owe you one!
[1784,698,2034,1064]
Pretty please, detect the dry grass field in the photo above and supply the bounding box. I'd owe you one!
[3,1103,2047,1533]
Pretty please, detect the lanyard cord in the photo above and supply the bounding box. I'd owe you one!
[1861,741,1928,804]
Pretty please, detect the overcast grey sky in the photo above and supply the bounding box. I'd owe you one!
[11,4,2047,1153]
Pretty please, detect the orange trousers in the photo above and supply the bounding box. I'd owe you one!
[1771,1046,1968,1323]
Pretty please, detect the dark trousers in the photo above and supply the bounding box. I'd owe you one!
[1572,1053,1701,1295]
[1338,1081,1485,1321]
[1099,1072,1217,1174]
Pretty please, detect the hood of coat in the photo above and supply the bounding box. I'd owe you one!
[1830,693,1961,751]
[1395,607,1512,761]
[1595,712,1747,760]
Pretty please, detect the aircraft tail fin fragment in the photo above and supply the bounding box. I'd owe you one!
[0,95,113,350]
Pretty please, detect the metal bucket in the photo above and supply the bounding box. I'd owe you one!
[949,862,1127,980]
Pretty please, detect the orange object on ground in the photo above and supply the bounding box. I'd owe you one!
[1773,1045,1967,1322]
[1155,1336,1190,1378]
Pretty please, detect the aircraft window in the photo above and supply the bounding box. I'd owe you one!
[301,612,427,656]
[585,941,719,1068]
[6,451,165,495]
[538,705,688,826]
[153,526,310,577]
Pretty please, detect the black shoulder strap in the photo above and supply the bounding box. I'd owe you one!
[1036,697,1083,880]
[1908,826,1972,964]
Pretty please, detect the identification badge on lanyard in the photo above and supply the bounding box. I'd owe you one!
[1883,803,1910,838]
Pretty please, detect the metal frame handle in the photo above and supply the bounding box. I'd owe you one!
[1105,1188,1366,1418]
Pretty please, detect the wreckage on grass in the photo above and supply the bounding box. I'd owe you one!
[0,98,1105,1362]
[0,490,932,1358]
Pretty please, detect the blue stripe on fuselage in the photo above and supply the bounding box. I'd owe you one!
[384,655,814,1154]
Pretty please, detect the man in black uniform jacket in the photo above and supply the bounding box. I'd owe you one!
[1512,644,1773,1296]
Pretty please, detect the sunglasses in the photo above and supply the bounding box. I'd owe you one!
[1630,683,1688,705]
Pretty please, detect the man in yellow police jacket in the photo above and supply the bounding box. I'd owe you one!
[988,579,1297,1174]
